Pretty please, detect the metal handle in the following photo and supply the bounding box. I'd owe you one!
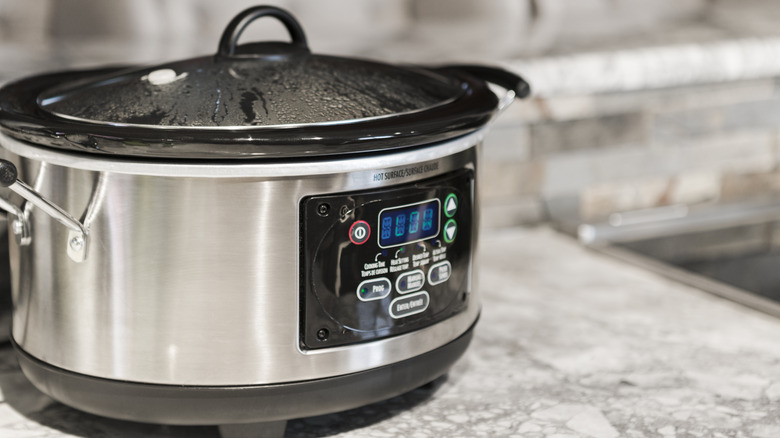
[0,196,30,246]
[217,5,309,57]
[0,159,88,262]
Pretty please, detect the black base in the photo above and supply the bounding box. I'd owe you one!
[13,323,475,425]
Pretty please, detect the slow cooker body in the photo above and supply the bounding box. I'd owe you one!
[2,131,482,424]
[0,4,531,427]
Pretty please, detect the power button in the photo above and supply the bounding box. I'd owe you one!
[349,220,371,245]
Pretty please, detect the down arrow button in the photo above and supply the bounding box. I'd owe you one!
[443,219,457,243]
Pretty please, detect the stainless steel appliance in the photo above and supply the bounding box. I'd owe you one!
[0,5,529,428]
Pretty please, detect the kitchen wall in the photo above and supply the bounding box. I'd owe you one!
[482,0,780,228]
[2,0,779,229]
[485,76,780,228]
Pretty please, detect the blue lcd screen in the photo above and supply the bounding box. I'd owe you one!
[378,199,440,248]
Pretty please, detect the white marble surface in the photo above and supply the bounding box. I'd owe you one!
[1,226,779,437]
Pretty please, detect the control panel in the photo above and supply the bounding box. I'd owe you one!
[300,169,474,349]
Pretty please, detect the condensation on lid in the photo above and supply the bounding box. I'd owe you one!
[38,53,463,129]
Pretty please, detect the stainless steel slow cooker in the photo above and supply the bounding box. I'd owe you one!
[0,5,529,428]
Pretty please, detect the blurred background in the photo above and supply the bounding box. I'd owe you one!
[3,4,780,437]
[2,0,780,229]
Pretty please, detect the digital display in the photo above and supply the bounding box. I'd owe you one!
[378,199,440,248]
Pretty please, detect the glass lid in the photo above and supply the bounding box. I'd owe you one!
[0,6,525,160]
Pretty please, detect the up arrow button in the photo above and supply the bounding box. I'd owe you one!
[444,193,458,218]
[443,219,457,243]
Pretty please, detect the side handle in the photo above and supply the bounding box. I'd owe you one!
[0,159,88,262]
[433,64,531,115]
[442,65,530,98]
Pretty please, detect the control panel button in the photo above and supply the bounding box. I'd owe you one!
[428,261,452,285]
[357,277,392,301]
[349,220,371,245]
[443,219,457,244]
[389,291,430,319]
[444,193,458,218]
[396,269,425,294]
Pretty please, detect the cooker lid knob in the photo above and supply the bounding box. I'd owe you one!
[217,5,310,57]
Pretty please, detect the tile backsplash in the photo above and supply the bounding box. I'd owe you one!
[483,77,780,228]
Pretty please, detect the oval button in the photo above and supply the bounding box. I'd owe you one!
[396,269,425,294]
[357,277,391,302]
[389,291,430,319]
[428,260,452,286]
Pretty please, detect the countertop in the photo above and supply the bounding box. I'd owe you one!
[1,226,779,437]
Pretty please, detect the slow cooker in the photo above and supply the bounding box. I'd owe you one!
[0,5,529,429]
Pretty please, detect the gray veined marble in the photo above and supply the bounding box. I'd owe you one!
[1,226,780,437]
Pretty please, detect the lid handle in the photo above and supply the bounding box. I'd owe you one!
[218,5,308,57]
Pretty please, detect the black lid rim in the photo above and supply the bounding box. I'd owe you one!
[0,66,499,160]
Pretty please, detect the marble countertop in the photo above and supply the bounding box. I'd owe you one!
[1,226,779,437]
